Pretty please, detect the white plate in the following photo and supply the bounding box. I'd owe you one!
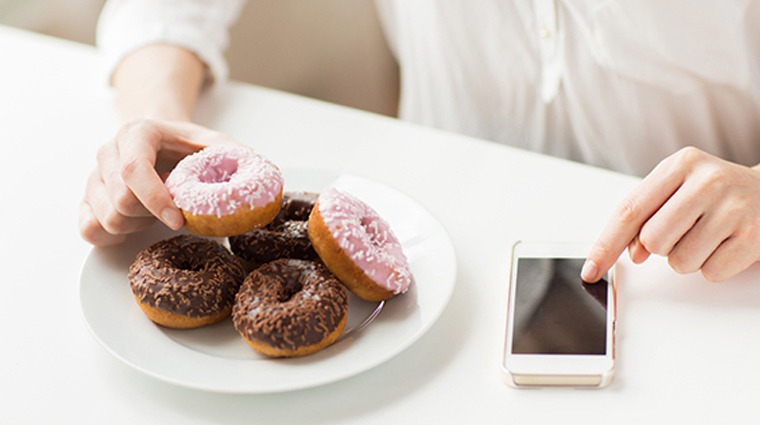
[79,168,457,393]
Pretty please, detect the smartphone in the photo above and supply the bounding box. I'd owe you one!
[502,241,616,388]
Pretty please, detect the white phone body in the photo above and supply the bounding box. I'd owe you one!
[502,241,616,388]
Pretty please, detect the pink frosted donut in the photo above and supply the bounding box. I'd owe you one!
[307,188,413,301]
[165,145,284,237]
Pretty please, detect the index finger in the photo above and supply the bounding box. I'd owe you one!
[581,158,686,282]
[116,121,186,230]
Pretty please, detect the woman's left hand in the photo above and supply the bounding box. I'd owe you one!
[582,146,760,283]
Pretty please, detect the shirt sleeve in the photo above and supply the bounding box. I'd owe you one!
[96,0,246,87]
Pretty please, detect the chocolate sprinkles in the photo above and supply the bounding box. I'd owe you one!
[128,234,246,317]
[232,259,348,351]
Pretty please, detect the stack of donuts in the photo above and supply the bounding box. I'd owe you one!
[128,145,414,357]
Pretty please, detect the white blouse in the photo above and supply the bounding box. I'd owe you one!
[98,0,760,176]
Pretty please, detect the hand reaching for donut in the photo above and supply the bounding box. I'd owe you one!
[582,147,760,283]
[79,119,238,246]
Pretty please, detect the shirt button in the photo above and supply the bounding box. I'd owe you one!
[540,27,552,38]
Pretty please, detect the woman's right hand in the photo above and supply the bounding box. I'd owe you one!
[79,118,238,246]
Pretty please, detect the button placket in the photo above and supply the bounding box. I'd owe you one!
[535,0,562,102]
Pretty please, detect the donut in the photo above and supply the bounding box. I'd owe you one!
[307,188,414,301]
[232,259,349,357]
[228,192,319,269]
[165,145,284,237]
[128,234,246,329]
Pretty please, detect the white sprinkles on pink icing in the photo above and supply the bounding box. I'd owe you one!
[318,188,413,294]
[165,145,283,217]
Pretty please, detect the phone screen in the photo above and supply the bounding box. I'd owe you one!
[511,258,609,355]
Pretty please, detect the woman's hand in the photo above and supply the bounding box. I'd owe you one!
[583,146,760,283]
[79,119,237,246]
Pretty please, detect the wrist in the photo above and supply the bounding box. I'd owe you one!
[112,44,206,122]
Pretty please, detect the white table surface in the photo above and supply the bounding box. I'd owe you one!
[3,25,760,424]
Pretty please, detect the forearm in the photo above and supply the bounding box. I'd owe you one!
[112,44,206,122]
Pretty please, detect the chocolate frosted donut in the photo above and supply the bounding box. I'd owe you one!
[229,192,318,268]
[128,234,246,329]
[232,258,349,357]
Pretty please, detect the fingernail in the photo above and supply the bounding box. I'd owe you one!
[581,260,599,283]
[161,208,183,230]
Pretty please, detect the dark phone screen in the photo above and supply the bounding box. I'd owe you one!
[511,258,609,355]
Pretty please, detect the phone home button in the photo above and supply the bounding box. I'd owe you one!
[512,374,603,387]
